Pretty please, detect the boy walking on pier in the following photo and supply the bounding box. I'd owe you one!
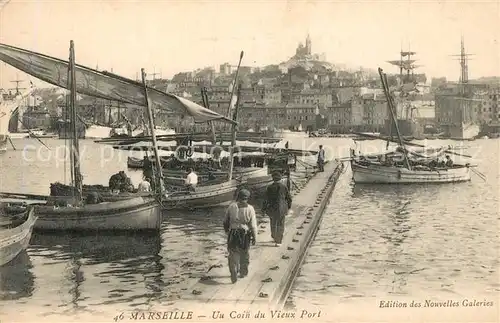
[262,171,292,247]
[223,189,257,283]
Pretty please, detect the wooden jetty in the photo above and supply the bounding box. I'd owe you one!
[163,160,345,313]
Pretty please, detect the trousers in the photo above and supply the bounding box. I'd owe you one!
[269,214,285,244]
[317,159,325,172]
[227,228,251,282]
[228,246,250,282]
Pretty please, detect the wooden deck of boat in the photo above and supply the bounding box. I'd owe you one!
[168,160,345,312]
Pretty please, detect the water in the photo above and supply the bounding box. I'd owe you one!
[0,136,498,321]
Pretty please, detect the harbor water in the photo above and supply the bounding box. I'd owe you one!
[0,135,498,320]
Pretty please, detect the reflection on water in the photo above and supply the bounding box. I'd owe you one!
[287,139,499,308]
[27,231,164,314]
[0,251,34,301]
[0,137,498,316]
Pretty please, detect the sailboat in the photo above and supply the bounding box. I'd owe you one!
[0,41,238,213]
[36,42,164,231]
[350,68,472,184]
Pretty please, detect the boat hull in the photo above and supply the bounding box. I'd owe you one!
[33,196,161,231]
[50,180,241,210]
[351,161,471,184]
[162,181,239,210]
[0,207,37,267]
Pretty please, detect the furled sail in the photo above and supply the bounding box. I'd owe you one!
[387,60,416,69]
[0,43,235,124]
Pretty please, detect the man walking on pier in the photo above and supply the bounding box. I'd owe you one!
[223,189,257,283]
[317,145,325,172]
[262,171,292,247]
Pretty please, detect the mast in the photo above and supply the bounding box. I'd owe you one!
[450,37,474,124]
[66,60,75,186]
[201,87,217,144]
[226,52,244,120]
[69,40,82,201]
[141,68,164,195]
[378,68,412,170]
[228,66,243,182]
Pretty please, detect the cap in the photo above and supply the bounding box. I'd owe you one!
[237,189,251,200]
[272,171,282,179]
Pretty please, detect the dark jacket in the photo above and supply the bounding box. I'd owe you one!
[262,181,292,217]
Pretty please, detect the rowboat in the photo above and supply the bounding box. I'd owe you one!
[350,159,471,184]
[0,203,37,266]
[48,178,243,210]
[162,179,241,209]
[33,196,162,231]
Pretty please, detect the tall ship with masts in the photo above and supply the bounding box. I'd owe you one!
[0,79,37,151]
[380,50,425,138]
[435,37,480,140]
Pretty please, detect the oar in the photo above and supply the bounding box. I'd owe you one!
[16,117,51,150]
[0,191,49,201]
[7,136,16,150]
[470,168,486,181]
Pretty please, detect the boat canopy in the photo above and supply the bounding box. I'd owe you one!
[0,43,234,125]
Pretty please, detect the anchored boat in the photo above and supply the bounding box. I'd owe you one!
[350,68,474,185]
[33,196,161,230]
[350,157,471,184]
[0,203,37,266]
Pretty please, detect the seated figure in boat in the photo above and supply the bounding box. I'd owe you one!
[445,155,453,168]
[185,167,198,192]
[207,171,217,182]
[109,171,134,193]
[86,191,103,204]
[384,156,395,166]
[428,158,439,168]
[120,177,135,193]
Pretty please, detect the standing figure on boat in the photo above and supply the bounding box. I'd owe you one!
[317,145,325,172]
[138,177,152,192]
[185,167,198,191]
[142,156,153,181]
[213,149,222,169]
[262,171,292,247]
[223,189,257,284]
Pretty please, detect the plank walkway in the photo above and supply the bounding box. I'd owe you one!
[163,160,345,313]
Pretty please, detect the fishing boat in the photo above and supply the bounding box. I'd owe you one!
[0,41,185,231]
[350,154,471,184]
[33,196,161,230]
[0,42,242,214]
[350,68,473,185]
[0,203,37,266]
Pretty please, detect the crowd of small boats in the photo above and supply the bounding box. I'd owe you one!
[0,42,487,271]
[0,42,322,268]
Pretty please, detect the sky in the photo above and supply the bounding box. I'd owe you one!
[0,0,499,89]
